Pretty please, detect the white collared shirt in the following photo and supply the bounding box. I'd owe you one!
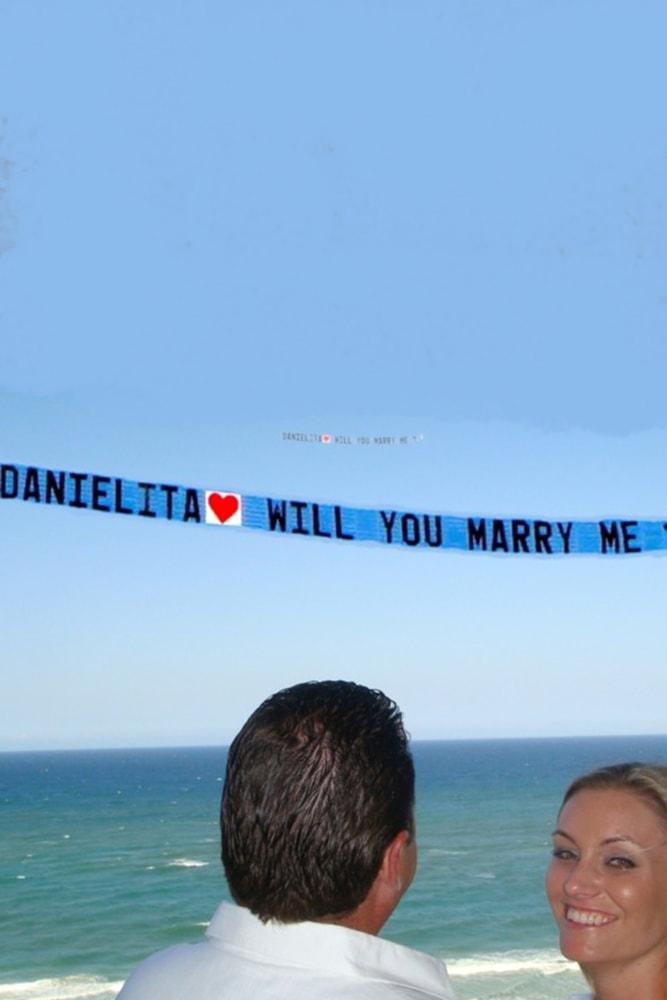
[117,901,456,999]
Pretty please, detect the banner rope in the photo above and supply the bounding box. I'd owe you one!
[2,462,666,556]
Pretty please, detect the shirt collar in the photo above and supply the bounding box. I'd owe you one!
[207,902,453,996]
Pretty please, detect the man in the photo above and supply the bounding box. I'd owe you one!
[118,680,456,998]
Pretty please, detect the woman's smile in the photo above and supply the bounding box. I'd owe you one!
[564,905,617,928]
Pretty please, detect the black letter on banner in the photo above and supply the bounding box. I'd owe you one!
[160,484,178,520]
[556,522,572,554]
[511,519,530,553]
[599,521,621,554]
[69,472,88,509]
[401,514,421,546]
[491,520,509,552]
[0,464,18,498]
[114,479,133,514]
[534,521,553,554]
[138,482,156,518]
[312,504,331,538]
[380,510,396,543]
[467,518,487,550]
[290,501,310,535]
[23,467,41,502]
[267,499,287,531]
[183,489,201,522]
[423,514,443,548]
[45,470,65,505]
[621,520,641,553]
[334,506,354,540]
[91,475,111,512]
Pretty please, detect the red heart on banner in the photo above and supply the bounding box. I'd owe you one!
[208,492,240,523]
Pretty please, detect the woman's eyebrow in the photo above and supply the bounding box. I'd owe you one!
[553,831,642,845]
[552,831,657,848]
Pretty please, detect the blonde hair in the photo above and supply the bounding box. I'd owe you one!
[561,761,667,827]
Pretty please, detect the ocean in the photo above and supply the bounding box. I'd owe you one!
[3,735,667,1000]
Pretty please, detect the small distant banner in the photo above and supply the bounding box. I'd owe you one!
[2,462,667,557]
[281,431,425,446]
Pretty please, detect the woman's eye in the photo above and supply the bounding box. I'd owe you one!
[552,847,576,861]
[607,855,636,870]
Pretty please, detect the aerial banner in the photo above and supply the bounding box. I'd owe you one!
[2,462,666,557]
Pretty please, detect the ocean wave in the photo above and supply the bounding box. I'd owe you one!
[166,858,209,868]
[0,975,124,999]
[425,848,468,856]
[447,949,575,978]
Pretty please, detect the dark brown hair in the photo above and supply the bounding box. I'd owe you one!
[220,680,414,923]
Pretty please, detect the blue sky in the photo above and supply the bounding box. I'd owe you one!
[2,0,666,750]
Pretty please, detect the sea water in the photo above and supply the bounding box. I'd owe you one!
[3,735,667,1000]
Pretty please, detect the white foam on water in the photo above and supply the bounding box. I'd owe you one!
[447,949,576,978]
[426,848,468,856]
[166,858,209,868]
[0,975,124,999]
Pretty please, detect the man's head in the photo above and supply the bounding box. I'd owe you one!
[220,680,415,929]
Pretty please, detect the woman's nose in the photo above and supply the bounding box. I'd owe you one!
[563,859,602,897]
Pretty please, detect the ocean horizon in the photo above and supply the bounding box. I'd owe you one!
[4,734,667,999]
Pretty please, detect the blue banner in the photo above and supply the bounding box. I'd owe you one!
[2,462,666,556]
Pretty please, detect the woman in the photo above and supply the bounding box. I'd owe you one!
[545,762,667,1000]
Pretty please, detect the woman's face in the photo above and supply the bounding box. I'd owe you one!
[545,788,667,975]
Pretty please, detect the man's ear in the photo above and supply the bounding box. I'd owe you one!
[379,829,413,893]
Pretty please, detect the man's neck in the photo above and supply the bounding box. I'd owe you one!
[318,890,396,937]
